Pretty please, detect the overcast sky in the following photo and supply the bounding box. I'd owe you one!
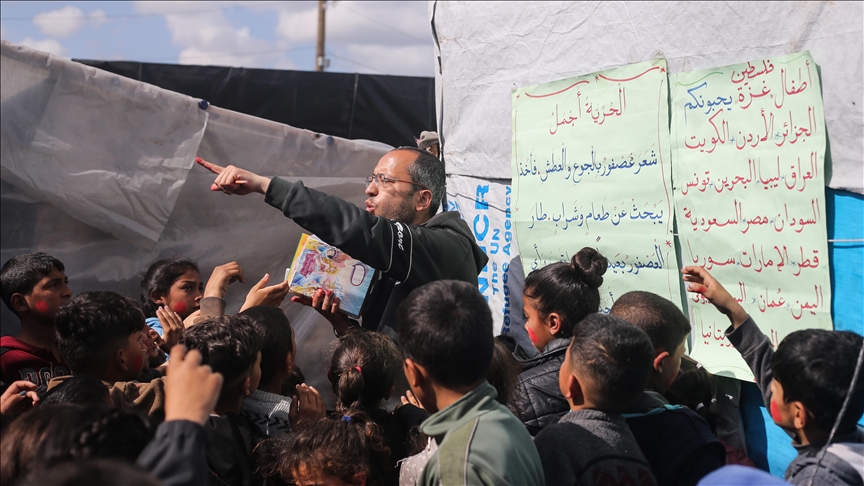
[0,1,436,77]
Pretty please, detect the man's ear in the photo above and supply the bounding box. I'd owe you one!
[350,471,367,486]
[547,312,563,335]
[403,358,426,389]
[414,189,433,214]
[653,351,670,374]
[10,293,30,313]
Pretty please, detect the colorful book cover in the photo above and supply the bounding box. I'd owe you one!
[284,234,375,318]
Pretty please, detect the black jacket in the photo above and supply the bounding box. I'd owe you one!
[265,177,488,339]
[137,420,209,486]
[514,337,571,436]
[204,413,267,486]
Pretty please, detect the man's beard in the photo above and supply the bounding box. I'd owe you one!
[378,196,416,224]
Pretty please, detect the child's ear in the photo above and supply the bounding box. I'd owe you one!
[403,358,425,389]
[547,312,563,335]
[791,401,811,430]
[284,353,295,375]
[10,293,30,313]
[384,385,395,400]
[653,351,670,374]
[566,374,585,405]
[350,471,367,486]
[115,348,129,371]
[149,290,166,307]
[242,376,252,397]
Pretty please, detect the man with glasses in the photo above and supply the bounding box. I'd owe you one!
[197,148,488,340]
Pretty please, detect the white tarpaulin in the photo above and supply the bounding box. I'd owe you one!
[431,1,863,194]
[1,40,208,246]
[1,41,392,402]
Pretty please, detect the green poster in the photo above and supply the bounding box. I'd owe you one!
[670,52,832,380]
[511,59,681,313]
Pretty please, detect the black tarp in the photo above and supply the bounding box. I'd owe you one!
[74,60,435,148]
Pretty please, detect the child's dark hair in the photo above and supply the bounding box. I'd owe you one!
[397,280,493,388]
[264,410,390,486]
[0,252,65,313]
[19,459,160,486]
[610,290,692,352]
[179,314,263,389]
[664,367,719,433]
[140,257,199,317]
[282,366,306,397]
[568,314,654,412]
[771,329,864,432]
[0,404,153,484]
[240,306,295,387]
[329,329,400,413]
[490,336,523,414]
[523,247,607,339]
[41,375,110,407]
[54,291,145,374]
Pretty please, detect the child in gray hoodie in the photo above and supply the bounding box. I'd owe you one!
[683,266,864,486]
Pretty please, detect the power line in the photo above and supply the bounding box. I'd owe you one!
[0,2,277,21]
[337,4,430,44]
[328,52,384,74]
[136,44,315,63]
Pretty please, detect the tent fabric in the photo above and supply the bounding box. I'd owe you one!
[431,1,863,194]
[1,41,393,405]
[1,40,208,246]
[75,59,436,150]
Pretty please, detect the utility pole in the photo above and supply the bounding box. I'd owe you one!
[315,0,326,71]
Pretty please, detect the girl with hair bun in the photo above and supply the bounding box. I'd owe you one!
[514,246,608,435]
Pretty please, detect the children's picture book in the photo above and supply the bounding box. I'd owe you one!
[285,234,376,318]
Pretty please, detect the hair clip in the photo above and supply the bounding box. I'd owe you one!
[354,366,362,373]
[341,415,353,423]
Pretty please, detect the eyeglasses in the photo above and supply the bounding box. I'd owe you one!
[365,173,428,191]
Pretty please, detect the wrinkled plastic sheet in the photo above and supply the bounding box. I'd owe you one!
[431,1,863,194]
[1,41,392,402]
[1,40,208,246]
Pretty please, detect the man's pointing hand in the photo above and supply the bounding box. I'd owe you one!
[196,157,271,195]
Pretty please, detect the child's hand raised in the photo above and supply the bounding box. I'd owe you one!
[0,380,39,420]
[289,384,326,430]
[155,305,184,351]
[681,266,749,329]
[164,345,223,425]
[240,273,291,312]
[204,261,245,299]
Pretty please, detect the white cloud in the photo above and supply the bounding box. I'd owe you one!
[134,0,295,69]
[274,1,435,76]
[89,10,107,27]
[33,5,109,38]
[33,6,87,38]
[18,37,68,57]
[1,23,7,39]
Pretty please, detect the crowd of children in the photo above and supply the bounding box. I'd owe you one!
[0,249,862,486]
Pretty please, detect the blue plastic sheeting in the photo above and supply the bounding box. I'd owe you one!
[741,187,864,478]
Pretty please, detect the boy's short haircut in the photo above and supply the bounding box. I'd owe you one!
[55,292,145,374]
[41,375,110,407]
[568,314,655,412]
[610,291,692,352]
[397,280,493,388]
[0,252,65,312]
[239,306,294,386]
[180,314,263,388]
[772,329,864,432]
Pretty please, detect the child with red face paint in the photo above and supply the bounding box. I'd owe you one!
[513,247,607,436]
[683,266,864,486]
[609,291,726,486]
[0,253,73,391]
[140,257,245,338]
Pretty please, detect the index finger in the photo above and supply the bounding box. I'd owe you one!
[681,265,707,277]
[169,344,190,363]
[195,157,224,175]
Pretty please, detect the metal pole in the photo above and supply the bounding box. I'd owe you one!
[315,0,326,72]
